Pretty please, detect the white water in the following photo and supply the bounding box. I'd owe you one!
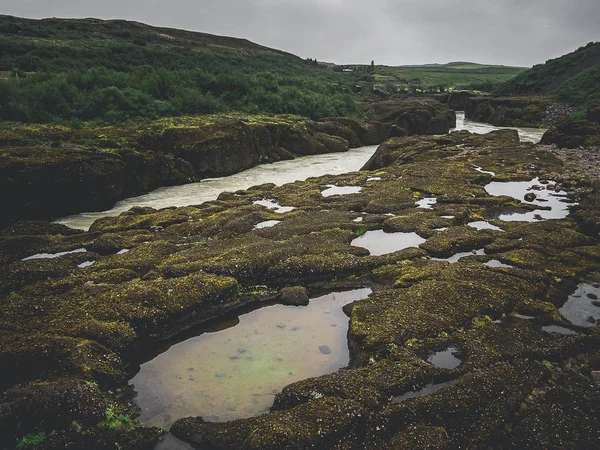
[55,113,547,231]
[453,111,546,143]
[55,146,378,230]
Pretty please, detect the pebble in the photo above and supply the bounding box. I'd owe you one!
[277,323,287,329]
[319,345,332,355]
[237,347,246,354]
[215,372,226,378]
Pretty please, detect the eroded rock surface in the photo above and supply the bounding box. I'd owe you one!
[2,128,600,449]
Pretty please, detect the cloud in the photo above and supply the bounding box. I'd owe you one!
[2,0,599,66]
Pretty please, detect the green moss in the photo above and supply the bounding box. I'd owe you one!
[16,432,46,449]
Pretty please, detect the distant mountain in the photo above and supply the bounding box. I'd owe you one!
[495,42,600,107]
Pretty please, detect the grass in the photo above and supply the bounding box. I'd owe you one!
[16,433,46,449]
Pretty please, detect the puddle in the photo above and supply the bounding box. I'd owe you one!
[321,185,362,197]
[541,325,578,335]
[484,260,514,268]
[253,199,296,213]
[351,230,426,256]
[130,288,371,428]
[253,220,281,230]
[367,177,382,182]
[559,283,600,327]
[427,346,462,369]
[77,260,95,269]
[441,215,455,220]
[22,248,87,261]
[116,249,130,255]
[512,313,535,320]
[353,217,364,223]
[416,197,437,209]
[392,379,458,403]
[434,227,448,232]
[467,221,504,232]
[434,249,486,263]
[473,166,496,176]
[484,178,577,221]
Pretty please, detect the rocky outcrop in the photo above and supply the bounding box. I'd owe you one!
[3,129,600,448]
[540,117,600,148]
[464,96,550,127]
[360,97,456,135]
[0,115,377,226]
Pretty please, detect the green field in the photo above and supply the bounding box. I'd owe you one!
[369,62,527,94]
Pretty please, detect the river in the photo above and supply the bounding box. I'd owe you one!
[55,112,546,231]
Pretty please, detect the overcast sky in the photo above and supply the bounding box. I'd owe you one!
[2,0,599,67]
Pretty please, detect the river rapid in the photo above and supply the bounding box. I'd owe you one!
[55,112,546,230]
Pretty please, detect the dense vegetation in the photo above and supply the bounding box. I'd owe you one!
[0,15,365,123]
[0,15,528,124]
[495,41,600,107]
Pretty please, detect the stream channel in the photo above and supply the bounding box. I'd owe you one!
[54,114,547,448]
[55,112,546,231]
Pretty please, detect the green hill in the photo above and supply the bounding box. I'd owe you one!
[0,15,365,123]
[495,42,600,108]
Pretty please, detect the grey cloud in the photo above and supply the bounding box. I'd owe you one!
[1,0,599,66]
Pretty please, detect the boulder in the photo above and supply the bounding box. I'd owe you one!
[279,286,310,306]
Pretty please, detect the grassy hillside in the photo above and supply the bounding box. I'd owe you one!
[0,15,527,124]
[0,15,365,123]
[495,42,600,108]
[369,62,525,94]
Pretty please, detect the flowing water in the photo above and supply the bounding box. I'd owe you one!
[453,111,546,143]
[55,113,546,231]
[56,146,378,230]
[130,288,371,429]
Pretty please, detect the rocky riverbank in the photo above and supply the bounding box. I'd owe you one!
[2,125,600,449]
[0,98,455,227]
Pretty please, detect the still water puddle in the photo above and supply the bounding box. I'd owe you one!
[427,346,462,369]
[484,260,514,269]
[130,288,371,428]
[351,230,426,256]
[433,249,486,263]
[22,248,87,261]
[484,178,577,221]
[392,379,458,403]
[559,283,600,327]
[473,166,496,176]
[253,220,281,230]
[416,197,437,209]
[321,185,362,197]
[468,221,504,232]
[541,325,579,335]
[253,199,296,213]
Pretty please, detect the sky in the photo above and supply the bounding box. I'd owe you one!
[2,0,599,67]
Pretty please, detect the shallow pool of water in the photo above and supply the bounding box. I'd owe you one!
[22,248,87,261]
[392,379,458,403]
[541,325,578,335]
[484,260,514,269]
[485,178,577,221]
[351,230,426,256]
[427,346,462,369]
[416,197,437,209]
[559,283,600,327]
[468,221,504,232]
[321,185,362,197]
[130,288,371,428]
